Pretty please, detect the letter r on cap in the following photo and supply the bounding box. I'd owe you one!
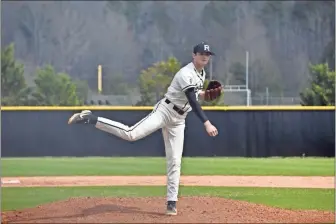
[204,45,209,51]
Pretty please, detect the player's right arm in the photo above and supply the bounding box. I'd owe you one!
[184,88,218,137]
[178,71,218,137]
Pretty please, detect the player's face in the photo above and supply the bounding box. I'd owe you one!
[193,52,211,67]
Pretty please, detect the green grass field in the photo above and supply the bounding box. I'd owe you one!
[2,186,334,211]
[2,157,334,176]
[2,157,335,212]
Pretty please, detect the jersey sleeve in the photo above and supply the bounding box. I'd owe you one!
[178,70,197,92]
[185,88,209,123]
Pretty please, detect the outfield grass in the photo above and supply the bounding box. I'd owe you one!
[2,186,334,212]
[1,157,334,176]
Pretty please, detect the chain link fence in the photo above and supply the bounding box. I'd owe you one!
[85,91,302,106]
[219,91,301,106]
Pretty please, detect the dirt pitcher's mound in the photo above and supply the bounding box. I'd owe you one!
[2,197,334,223]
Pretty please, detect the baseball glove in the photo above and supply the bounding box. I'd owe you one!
[204,80,223,101]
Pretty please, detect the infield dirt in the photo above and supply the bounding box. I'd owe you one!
[2,175,335,223]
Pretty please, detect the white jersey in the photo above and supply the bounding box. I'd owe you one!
[164,62,205,113]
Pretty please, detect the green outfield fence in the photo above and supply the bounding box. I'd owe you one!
[1,105,335,158]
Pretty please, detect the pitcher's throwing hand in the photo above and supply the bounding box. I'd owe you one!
[204,120,218,137]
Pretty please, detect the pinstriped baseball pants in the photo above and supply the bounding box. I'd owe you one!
[95,98,187,202]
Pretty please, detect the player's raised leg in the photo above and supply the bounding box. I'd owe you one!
[68,102,170,142]
[68,110,96,125]
[162,120,186,215]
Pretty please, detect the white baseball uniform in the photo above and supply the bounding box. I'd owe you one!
[95,62,205,201]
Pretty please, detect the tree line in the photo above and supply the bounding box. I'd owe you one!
[2,43,88,106]
[1,43,334,106]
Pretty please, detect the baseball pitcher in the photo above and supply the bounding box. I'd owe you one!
[68,42,223,216]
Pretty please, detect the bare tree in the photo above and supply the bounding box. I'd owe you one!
[11,1,90,75]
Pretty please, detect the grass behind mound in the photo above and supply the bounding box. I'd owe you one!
[2,157,334,176]
[2,186,334,212]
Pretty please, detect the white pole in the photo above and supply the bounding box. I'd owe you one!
[266,87,269,105]
[210,57,213,80]
[246,51,249,106]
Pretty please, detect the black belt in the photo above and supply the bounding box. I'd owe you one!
[164,99,185,115]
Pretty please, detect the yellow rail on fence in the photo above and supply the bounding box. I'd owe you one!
[1,106,335,111]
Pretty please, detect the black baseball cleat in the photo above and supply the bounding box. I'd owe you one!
[166,201,177,216]
[68,110,97,125]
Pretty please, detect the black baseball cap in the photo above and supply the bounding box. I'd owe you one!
[193,42,215,55]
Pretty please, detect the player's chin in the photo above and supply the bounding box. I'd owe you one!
[201,60,209,66]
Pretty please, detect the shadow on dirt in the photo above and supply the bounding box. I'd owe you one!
[10,203,165,222]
